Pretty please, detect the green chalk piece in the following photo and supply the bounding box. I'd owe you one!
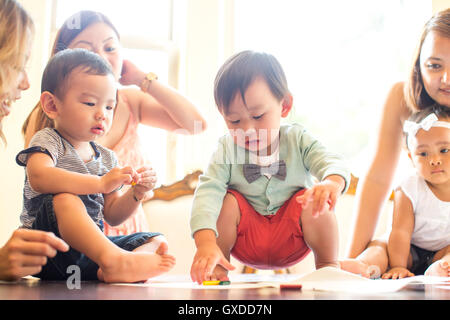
[219,281,231,285]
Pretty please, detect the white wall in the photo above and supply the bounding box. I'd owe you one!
[433,0,450,13]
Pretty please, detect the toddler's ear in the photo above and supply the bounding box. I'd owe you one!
[281,94,293,118]
[40,91,59,120]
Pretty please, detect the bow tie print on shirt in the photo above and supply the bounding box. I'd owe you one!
[242,160,287,183]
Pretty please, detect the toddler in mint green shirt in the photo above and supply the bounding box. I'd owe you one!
[190,51,350,284]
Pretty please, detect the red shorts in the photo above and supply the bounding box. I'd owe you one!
[228,188,311,270]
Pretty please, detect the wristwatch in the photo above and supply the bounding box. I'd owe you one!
[140,72,158,91]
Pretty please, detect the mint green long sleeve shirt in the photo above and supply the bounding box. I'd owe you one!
[190,124,351,237]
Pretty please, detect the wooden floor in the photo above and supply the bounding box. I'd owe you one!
[0,278,447,318]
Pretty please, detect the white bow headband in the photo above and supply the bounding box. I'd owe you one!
[403,113,450,144]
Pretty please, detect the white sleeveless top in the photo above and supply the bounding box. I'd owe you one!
[400,175,450,251]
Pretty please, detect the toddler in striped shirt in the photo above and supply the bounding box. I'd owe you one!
[16,48,175,282]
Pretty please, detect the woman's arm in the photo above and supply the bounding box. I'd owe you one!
[347,82,411,258]
[102,188,140,226]
[119,60,207,134]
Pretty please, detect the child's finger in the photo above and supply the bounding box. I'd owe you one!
[120,166,135,175]
[191,258,207,284]
[203,258,217,282]
[329,192,337,211]
[119,167,137,184]
[317,190,330,215]
[136,166,155,174]
[119,174,133,185]
[296,189,313,207]
[219,256,235,271]
[311,189,323,215]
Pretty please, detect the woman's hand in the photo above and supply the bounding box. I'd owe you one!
[0,229,69,281]
[119,59,146,87]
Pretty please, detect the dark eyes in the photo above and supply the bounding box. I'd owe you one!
[426,63,441,69]
[83,102,114,110]
[419,152,427,157]
[229,114,263,124]
[418,149,449,156]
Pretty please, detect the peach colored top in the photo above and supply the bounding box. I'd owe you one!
[103,92,150,236]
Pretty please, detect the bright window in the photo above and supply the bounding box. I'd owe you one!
[55,0,172,40]
[234,0,432,178]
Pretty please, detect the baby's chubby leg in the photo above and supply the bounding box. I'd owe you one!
[340,239,389,278]
[425,246,450,277]
[300,202,339,269]
[52,193,175,283]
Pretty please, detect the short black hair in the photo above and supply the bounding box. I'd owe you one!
[214,50,290,113]
[41,48,114,99]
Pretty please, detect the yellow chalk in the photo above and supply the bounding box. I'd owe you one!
[202,280,221,286]
[131,181,136,186]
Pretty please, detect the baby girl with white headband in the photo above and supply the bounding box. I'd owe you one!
[342,105,450,279]
[380,104,450,279]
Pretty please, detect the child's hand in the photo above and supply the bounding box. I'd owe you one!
[296,175,345,217]
[132,166,157,201]
[190,241,235,285]
[101,166,136,194]
[119,59,145,87]
[382,267,414,279]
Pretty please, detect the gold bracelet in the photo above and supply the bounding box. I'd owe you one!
[140,72,158,91]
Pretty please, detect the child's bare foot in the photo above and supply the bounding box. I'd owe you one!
[340,259,380,278]
[425,259,450,277]
[97,243,176,283]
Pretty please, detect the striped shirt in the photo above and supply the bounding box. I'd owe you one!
[16,128,118,229]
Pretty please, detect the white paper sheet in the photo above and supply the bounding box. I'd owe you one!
[112,267,450,293]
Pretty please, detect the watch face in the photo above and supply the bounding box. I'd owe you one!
[146,72,158,81]
[141,73,158,91]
